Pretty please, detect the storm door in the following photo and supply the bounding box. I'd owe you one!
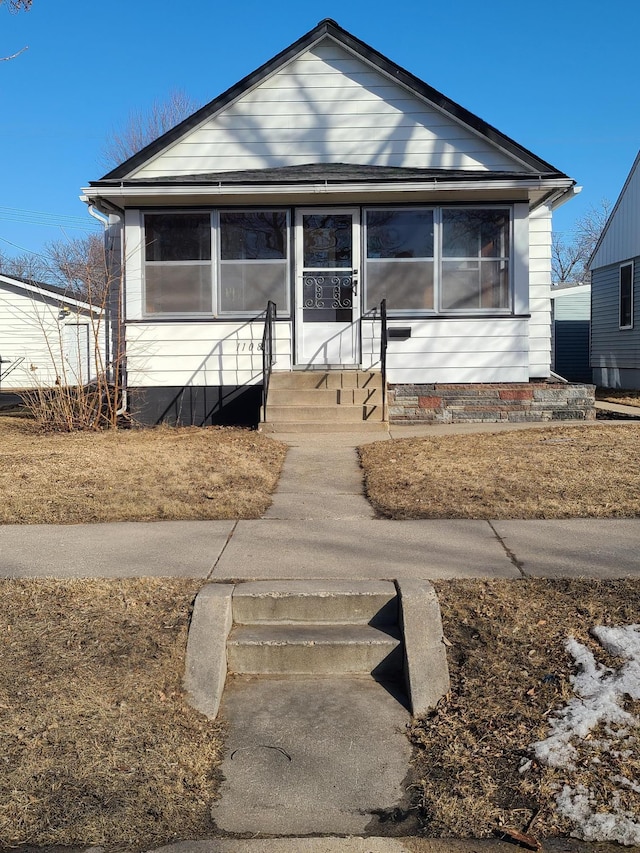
[294,209,361,366]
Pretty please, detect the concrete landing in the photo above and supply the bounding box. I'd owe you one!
[212,675,412,836]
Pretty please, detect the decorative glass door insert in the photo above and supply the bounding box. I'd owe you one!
[295,209,360,366]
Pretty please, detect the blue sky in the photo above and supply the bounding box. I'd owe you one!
[1,0,638,261]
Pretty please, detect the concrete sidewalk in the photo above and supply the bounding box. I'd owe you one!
[0,420,638,580]
[0,518,638,580]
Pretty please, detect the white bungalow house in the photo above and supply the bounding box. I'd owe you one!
[81,19,593,429]
[0,274,104,395]
[589,150,640,389]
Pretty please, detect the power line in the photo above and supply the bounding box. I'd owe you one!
[0,205,100,230]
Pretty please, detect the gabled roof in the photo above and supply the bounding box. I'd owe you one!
[0,273,100,313]
[589,150,640,270]
[99,19,569,183]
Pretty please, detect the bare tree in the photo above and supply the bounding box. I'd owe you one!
[0,0,30,61]
[0,234,108,302]
[0,1,33,10]
[0,250,48,282]
[552,199,611,285]
[44,233,108,302]
[101,89,201,169]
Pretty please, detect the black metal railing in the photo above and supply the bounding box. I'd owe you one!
[0,356,24,392]
[261,300,277,422]
[380,298,387,422]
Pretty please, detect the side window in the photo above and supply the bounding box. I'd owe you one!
[620,262,633,329]
[441,209,510,311]
[144,213,212,314]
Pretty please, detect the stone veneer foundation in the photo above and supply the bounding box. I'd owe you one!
[387,382,596,423]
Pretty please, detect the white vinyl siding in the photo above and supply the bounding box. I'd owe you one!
[527,205,552,378]
[360,317,529,383]
[125,321,292,387]
[0,282,104,390]
[131,40,529,178]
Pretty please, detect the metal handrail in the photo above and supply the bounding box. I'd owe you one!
[261,300,277,422]
[0,356,25,391]
[380,298,387,422]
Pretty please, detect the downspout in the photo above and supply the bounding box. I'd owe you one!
[87,203,127,417]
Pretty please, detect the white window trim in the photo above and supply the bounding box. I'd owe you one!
[217,209,291,319]
[619,261,634,330]
[363,204,514,317]
[142,210,214,319]
[141,209,291,320]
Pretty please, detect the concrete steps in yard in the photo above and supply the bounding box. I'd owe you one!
[260,370,387,434]
[227,580,401,677]
[184,577,450,720]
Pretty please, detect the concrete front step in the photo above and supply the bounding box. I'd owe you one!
[233,580,398,624]
[270,371,382,390]
[227,622,402,675]
[267,404,380,423]
[260,420,389,433]
[268,387,383,406]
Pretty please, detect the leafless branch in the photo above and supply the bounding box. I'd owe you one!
[101,88,201,170]
[0,44,27,60]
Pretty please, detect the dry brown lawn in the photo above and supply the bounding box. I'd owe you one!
[360,424,640,518]
[597,388,640,408]
[0,579,222,848]
[412,578,640,841]
[0,415,286,523]
[2,578,637,847]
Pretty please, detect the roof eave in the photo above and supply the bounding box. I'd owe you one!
[82,176,575,212]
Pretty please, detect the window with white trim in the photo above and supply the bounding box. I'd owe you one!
[219,212,289,314]
[144,213,212,314]
[620,262,633,329]
[364,206,511,314]
[143,210,290,317]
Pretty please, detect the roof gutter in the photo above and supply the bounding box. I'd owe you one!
[82,176,575,203]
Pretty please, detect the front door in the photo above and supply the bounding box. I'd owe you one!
[295,209,360,366]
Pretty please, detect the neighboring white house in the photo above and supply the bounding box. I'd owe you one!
[550,282,591,383]
[81,19,591,427]
[0,274,104,392]
[589,150,640,389]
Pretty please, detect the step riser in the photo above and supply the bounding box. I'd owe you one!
[260,421,388,433]
[227,642,403,676]
[267,405,380,423]
[233,595,398,625]
[270,372,382,391]
[268,388,382,406]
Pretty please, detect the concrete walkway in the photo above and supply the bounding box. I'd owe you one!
[1,517,639,579]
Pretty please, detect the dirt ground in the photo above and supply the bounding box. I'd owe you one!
[0,579,222,848]
[0,415,286,523]
[360,424,640,519]
[411,577,640,842]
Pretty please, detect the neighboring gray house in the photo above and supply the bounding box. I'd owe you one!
[551,282,591,383]
[590,151,640,389]
[0,274,104,393]
[81,19,590,428]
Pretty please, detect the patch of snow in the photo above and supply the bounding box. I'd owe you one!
[556,785,640,846]
[530,624,640,846]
